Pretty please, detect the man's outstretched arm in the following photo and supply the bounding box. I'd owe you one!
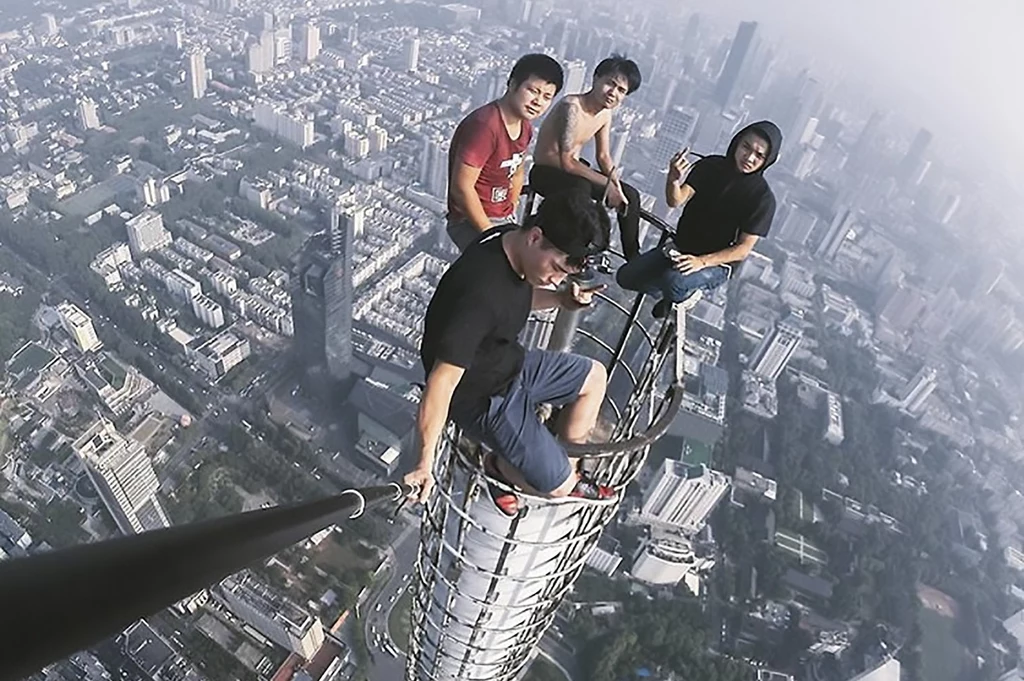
[405,362,465,502]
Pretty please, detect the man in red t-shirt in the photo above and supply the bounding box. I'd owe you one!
[446,54,564,251]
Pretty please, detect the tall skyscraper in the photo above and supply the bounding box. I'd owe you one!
[638,460,731,535]
[77,97,101,130]
[939,194,961,225]
[776,202,819,247]
[74,419,170,534]
[292,233,354,386]
[247,31,275,74]
[899,366,937,415]
[749,317,802,380]
[405,36,420,72]
[420,136,449,198]
[563,59,588,95]
[656,106,699,168]
[299,22,320,62]
[899,127,932,185]
[330,203,364,255]
[813,205,856,260]
[852,110,884,166]
[186,49,207,99]
[713,21,757,108]
[56,301,101,353]
[273,25,292,65]
[125,210,172,257]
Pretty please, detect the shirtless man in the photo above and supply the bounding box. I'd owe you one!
[530,54,643,261]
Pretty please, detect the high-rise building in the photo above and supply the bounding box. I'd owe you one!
[215,570,325,659]
[292,233,354,385]
[972,261,1004,298]
[852,110,884,166]
[186,49,207,99]
[273,25,292,65]
[630,536,715,592]
[713,21,757,108]
[813,205,856,260]
[74,419,170,534]
[420,136,449,198]
[56,301,101,353]
[637,460,731,534]
[191,294,225,329]
[563,59,588,95]
[38,13,58,37]
[899,128,932,186]
[939,194,960,225]
[192,331,250,380]
[77,97,101,131]
[776,202,818,247]
[253,100,314,148]
[125,210,172,257]
[749,317,802,381]
[247,31,275,74]
[900,366,937,415]
[330,203,364,255]
[656,106,700,169]
[299,22,320,62]
[405,36,420,72]
[877,283,929,335]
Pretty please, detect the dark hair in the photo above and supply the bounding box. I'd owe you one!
[527,190,610,267]
[508,53,564,93]
[594,53,642,94]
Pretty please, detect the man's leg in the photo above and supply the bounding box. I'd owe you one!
[615,181,642,261]
[661,264,730,302]
[616,249,671,296]
[529,164,593,200]
[446,218,480,252]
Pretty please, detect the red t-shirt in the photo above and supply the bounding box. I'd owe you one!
[447,102,531,220]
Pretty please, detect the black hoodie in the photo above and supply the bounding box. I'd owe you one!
[673,120,783,257]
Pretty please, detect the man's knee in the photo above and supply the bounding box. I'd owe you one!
[548,470,578,498]
[582,359,607,397]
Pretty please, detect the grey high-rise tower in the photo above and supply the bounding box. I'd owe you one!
[291,211,354,387]
[713,21,757,108]
[899,128,932,185]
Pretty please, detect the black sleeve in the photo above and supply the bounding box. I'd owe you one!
[433,293,494,369]
[741,190,777,237]
[683,158,714,192]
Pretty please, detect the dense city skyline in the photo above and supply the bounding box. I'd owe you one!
[1,2,1023,681]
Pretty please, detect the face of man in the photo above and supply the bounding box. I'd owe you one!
[507,76,559,121]
[594,72,630,110]
[734,132,770,174]
[520,227,579,288]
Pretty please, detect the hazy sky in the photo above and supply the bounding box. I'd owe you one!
[678,0,1024,173]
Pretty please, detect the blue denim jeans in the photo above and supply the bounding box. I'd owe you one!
[615,249,729,303]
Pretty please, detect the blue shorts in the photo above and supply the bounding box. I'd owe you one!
[453,350,593,494]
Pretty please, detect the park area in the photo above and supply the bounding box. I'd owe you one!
[918,584,965,681]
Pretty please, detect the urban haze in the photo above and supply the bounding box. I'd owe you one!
[0,2,1021,681]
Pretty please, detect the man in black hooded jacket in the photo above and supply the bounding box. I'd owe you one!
[616,121,783,316]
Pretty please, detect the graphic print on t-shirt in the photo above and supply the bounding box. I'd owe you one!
[448,104,532,220]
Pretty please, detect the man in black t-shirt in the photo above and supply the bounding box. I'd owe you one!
[616,121,783,317]
[405,191,615,516]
